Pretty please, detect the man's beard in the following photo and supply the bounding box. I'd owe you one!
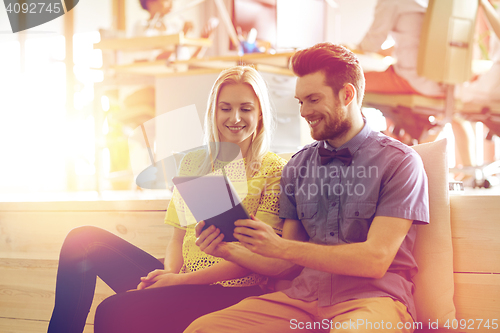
[310,106,351,142]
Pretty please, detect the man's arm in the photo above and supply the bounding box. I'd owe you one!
[357,0,399,53]
[195,217,309,277]
[234,216,412,279]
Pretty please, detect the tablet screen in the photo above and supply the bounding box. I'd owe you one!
[172,175,249,241]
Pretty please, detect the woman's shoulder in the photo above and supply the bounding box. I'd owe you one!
[177,148,209,175]
[182,148,207,160]
[258,152,288,175]
[263,151,288,165]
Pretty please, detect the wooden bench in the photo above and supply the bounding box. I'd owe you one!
[0,199,172,333]
[449,194,500,324]
[0,193,498,332]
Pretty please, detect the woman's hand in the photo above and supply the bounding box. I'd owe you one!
[144,272,184,289]
[136,269,184,290]
[136,269,168,290]
[195,221,232,259]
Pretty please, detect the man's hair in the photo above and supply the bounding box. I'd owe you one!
[140,0,173,11]
[139,0,149,10]
[290,42,365,105]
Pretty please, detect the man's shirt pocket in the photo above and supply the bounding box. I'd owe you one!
[340,202,376,243]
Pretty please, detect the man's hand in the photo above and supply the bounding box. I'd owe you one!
[234,215,285,258]
[342,43,364,54]
[377,46,394,57]
[182,21,194,35]
[155,50,173,60]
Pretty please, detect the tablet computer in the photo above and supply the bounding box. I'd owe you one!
[172,175,249,242]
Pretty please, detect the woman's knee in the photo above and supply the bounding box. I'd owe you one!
[63,226,111,249]
[95,294,116,315]
[65,225,99,242]
[59,226,112,262]
[94,293,124,332]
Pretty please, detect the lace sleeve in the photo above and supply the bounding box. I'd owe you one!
[254,153,287,236]
[164,189,188,229]
[164,150,206,228]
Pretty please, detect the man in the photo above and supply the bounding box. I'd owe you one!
[355,0,476,167]
[134,0,218,60]
[357,0,443,97]
[190,42,429,332]
[136,0,192,38]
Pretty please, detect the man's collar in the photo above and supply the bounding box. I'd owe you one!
[322,118,371,156]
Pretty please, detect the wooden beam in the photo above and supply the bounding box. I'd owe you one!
[64,5,76,191]
[107,52,295,77]
[112,0,127,31]
[94,33,212,51]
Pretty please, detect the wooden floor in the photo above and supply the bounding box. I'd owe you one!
[0,318,94,333]
[0,257,113,332]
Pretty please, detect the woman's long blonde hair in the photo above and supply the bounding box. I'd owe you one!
[200,65,275,178]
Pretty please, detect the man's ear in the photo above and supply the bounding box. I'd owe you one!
[340,83,356,107]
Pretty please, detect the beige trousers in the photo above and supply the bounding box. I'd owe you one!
[184,291,415,333]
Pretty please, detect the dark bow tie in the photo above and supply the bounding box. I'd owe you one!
[318,147,352,166]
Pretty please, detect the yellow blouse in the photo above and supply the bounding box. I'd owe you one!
[164,150,287,287]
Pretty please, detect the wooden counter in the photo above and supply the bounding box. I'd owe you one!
[106,52,296,77]
[94,33,212,51]
[0,192,498,332]
[450,194,500,323]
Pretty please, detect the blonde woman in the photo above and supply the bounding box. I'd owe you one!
[47,66,287,333]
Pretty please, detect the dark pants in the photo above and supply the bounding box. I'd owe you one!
[48,226,264,333]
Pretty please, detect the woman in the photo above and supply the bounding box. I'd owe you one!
[47,66,287,333]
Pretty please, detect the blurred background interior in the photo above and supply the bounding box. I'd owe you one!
[0,0,499,199]
[1,2,499,332]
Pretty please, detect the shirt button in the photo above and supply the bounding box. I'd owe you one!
[330,232,335,236]
[355,211,360,216]
[301,212,304,218]
[331,202,337,207]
